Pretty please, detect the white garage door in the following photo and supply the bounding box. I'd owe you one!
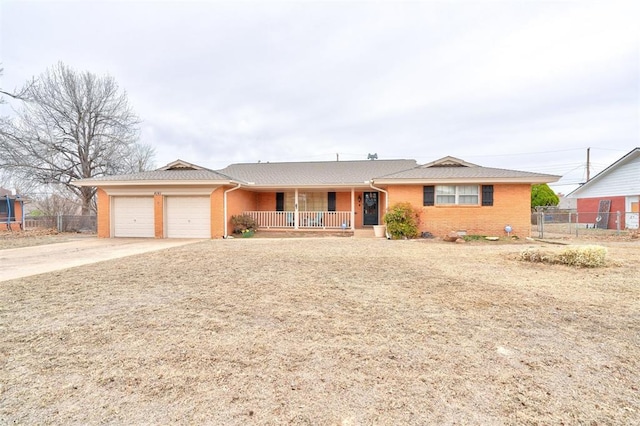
[112,197,155,238]
[166,196,211,238]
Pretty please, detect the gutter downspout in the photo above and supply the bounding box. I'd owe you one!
[369,180,389,212]
[223,182,243,238]
[19,197,24,230]
[4,196,10,229]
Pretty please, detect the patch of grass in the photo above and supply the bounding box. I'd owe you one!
[462,235,486,241]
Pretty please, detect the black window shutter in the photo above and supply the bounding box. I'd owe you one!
[482,185,494,206]
[328,192,336,212]
[423,186,435,206]
[276,192,284,211]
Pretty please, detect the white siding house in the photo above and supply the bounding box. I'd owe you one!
[568,148,640,230]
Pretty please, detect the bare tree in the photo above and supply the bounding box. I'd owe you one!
[122,141,156,173]
[32,189,83,216]
[0,62,154,214]
[0,66,30,102]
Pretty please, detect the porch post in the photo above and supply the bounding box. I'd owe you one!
[294,188,299,230]
[350,189,355,231]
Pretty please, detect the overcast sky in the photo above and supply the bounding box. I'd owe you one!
[2,1,639,192]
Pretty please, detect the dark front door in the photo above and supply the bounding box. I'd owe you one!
[363,192,378,226]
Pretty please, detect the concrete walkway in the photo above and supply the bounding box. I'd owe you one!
[0,237,202,282]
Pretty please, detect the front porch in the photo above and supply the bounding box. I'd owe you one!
[243,210,354,230]
[227,188,387,237]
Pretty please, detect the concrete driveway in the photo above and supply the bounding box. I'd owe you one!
[0,237,202,282]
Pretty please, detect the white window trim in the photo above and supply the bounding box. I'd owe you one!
[435,185,480,205]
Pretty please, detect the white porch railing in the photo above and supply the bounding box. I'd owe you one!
[244,211,352,229]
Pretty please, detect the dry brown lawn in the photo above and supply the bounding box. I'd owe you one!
[1,236,639,425]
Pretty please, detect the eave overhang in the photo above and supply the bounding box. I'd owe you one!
[71,179,235,187]
[244,183,376,190]
[373,176,560,185]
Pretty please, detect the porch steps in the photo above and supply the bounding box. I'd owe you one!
[353,229,377,238]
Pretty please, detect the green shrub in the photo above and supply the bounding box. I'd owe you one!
[383,202,420,239]
[230,214,258,234]
[519,245,607,267]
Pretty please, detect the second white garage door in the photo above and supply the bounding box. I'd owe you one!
[165,196,211,238]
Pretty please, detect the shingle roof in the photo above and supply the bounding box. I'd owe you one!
[218,159,418,186]
[73,160,234,186]
[378,165,559,182]
[82,169,233,182]
[73,156,560,187]
[372,156,560,184]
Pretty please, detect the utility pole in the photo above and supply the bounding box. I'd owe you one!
[586,147,591,181]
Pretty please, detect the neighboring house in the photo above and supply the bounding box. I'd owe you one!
[0,187,25,231]
[567,147,640,230]
[72,156,559,239]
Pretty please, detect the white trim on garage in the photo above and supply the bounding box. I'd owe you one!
[102,187,219,196]
[112,196,155,238]
[165,196,211,238]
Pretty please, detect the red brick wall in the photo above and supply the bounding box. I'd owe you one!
[96,188,110,238]
[6,200,23,231]
[0,199,22,231]
[576,196,626,229]
[154,193,164,238]
[256,192,276,211]
[224,188,257,237]
[387,184,532,237]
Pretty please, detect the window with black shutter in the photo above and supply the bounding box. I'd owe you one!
[482,185,494,206]
[328,192,336,212]
[423,186,435,206]
[276,192,284,211]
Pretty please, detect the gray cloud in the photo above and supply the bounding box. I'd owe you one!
[2,1,638,191]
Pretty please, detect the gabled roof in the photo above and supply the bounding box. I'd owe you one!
[374,156,560,184]
[217,159,418,187]
[158,159,205,171]
[419,156,479,168]
[567,147,640,197]
[73,160,236,187]
[73,155,561,188]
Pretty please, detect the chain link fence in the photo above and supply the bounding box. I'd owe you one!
[24,215,97,233]
[531,208,638,238]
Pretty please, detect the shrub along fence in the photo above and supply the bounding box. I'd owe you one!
[531,208,637,238]
[24,215,97,233]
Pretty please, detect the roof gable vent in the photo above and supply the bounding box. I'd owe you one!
[158,159,204,171]
[420,156,479,169]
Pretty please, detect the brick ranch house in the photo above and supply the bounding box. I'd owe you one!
[72,156,560,239]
